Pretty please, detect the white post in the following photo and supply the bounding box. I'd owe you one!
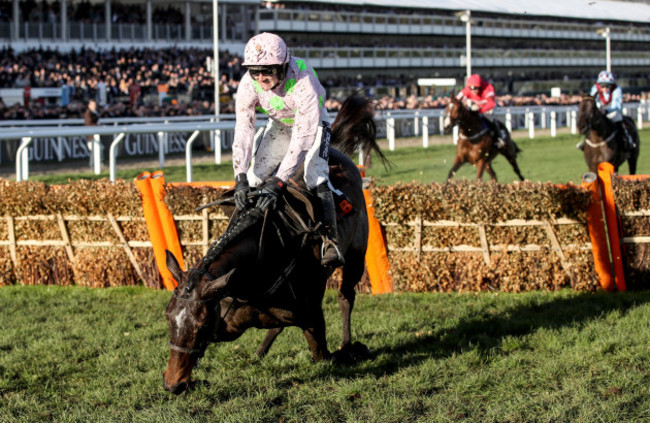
[19,137,31,182]
[541,110,546,129]
[570,110,577,135]
[413,112,419,137]
[387,117,395,151]
[528,112,535,139]
[453,125,459,145]
[566,110,571,130]
[550,111,557,137]
[464,11,471,78]
[213,0,221,165]
[439,115,445,135]
[109,133,126,183]
[92,134,101,174]
[184,130,201,182]
[505,111,512,134]
[158,131,165,168]
[604,27,611,73]
[422,116,429,148]
[638,106,643,130]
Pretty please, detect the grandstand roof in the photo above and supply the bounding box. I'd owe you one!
[288,0,650,24]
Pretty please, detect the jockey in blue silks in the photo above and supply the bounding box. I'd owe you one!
[578,70,635,151]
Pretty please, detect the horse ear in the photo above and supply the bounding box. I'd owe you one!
[166,250,183,284]
[207,268,237,294]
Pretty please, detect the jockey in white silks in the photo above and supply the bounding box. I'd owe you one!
[578,70,635,151]
[231,32,344,267]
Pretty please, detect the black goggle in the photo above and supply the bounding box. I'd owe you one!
[248,65,283,77]
[469,86,479,90]
[600,83,612,88]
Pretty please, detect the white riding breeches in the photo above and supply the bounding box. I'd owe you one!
[247,107,331,190]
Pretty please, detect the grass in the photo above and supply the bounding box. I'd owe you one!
[1,285,649,422]
[27,128,650,186]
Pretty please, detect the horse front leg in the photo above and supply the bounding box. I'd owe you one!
[255,327,284,358]
[484,162,498,182]
[475,159,487,180]
[302,310,330,361]
[447,157,464,180]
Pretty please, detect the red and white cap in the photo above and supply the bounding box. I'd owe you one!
[597,70,615,85]
[242,33,290,66]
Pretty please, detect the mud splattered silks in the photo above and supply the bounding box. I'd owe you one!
[233,56,329,189]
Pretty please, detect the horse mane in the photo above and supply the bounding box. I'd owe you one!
[331,94,390,170]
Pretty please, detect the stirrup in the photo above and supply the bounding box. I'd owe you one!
[321,239,345,267]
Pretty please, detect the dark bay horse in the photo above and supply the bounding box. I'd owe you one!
[163,95,387,395]
[577,95,640,174]
[443,96,525,182]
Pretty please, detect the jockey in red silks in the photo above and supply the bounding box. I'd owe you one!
[456,74,507,148]
[232,32,344,267]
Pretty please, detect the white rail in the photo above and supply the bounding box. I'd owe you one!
[1,103,646,182]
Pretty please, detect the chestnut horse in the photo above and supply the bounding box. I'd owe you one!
[577,95,640,174]
[163,95,387,395]
[443,96,525,182]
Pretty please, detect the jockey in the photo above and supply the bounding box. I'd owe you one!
[456,74,507,148]
[585,70,635,151]
[232,32,344,268]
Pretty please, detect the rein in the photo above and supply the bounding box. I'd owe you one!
[458,127,489,142]
[585,129,618,148]
[450,102,489,142]
[581,97,619,149]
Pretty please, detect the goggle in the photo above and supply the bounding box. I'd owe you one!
[247,65,283,77]
[469,86,480,90]
[600,83,612,88]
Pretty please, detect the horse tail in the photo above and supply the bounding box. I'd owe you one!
[330,93,391,170]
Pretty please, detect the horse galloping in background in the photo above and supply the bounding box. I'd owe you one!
[577,95,640,174]
[443,96,525,182]
[162,94,388,395]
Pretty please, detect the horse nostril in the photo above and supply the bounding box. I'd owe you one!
[170,382,187,395]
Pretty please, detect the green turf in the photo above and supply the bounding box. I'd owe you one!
[1,286,649,422]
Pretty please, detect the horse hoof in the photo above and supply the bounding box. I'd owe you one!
[332,342,373,365]
[351,342,373,361]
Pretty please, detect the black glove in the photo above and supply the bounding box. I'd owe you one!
[256,176,285,212]
[234,173,250,211]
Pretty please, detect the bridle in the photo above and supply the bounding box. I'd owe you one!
[579,96,618,147]
[167,289,220,356]
[448,100,489,141]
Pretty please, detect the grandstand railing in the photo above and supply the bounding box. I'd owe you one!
[290,47,650,70]
[256,8,650,42]
[0,104,646,182]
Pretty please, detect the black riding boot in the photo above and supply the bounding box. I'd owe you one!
[619,122,635,151]
[316,183,345,268]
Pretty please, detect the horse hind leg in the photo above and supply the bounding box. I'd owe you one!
[255,327,284,358]
[505,151,525,181]
[628,153,638,175]
[333,249,372,364]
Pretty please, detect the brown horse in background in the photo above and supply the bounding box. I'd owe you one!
[162,95,386,395]
[577,95,640,174]
[443,96,525,182]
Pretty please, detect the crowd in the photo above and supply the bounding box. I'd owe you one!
[0,45,648,121]
[1,0,192,25]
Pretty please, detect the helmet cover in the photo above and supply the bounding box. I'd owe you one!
[242,33,289,66]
